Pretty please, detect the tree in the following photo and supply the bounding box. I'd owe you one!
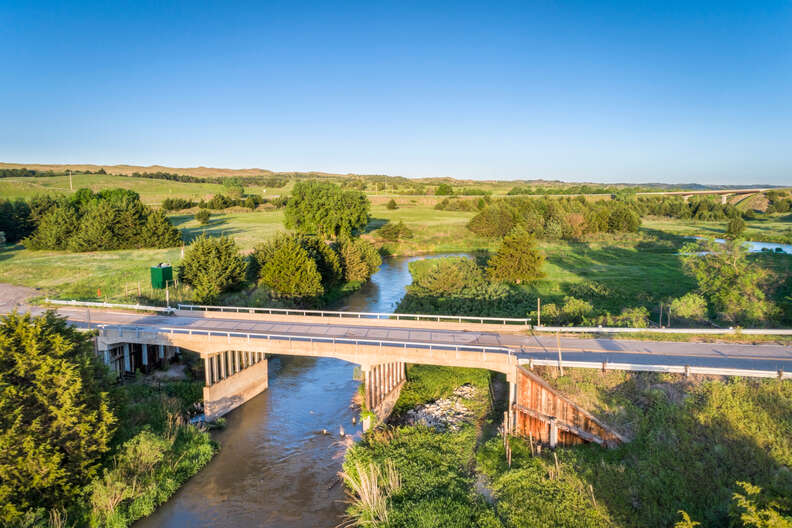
[730,481,792,527]
[140,208,182,248]
[337,237,382,283]
[435,183,454,196]
[379,221,413,241]
[24,206,80,250]
[726,217,746,239]
[680,239,777,324]
[254,234,324,299]
[386,199,398,210]
[285,181,370,238]
[296,234,343,287]
[669,293,708,322]
[179,234,247,303]
[195,209,211,225]
[0,311,115,523]
[467,206,516,238]
[486,227,546,284]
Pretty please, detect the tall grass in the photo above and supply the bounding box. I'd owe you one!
[339,460,401,527]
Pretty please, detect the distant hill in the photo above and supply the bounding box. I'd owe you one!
[0,161,784,189]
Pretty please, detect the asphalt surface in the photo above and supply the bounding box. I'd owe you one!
[20,306,792,374]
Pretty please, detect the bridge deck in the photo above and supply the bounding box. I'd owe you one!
[39,307,792,375]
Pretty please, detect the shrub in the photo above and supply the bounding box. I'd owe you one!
[435,183,454,195]
[467,206,516,237]
[338,237,382,283]
[486,227,546,284]
[726,217,746,239]
[386,199,398,210]
[195,209,211,225]
[379,221,413,241]
[161,198,195,211]
[179,234,247,303]
[670,293,709,322]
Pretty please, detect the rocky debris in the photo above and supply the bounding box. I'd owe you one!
[403,384,479,432]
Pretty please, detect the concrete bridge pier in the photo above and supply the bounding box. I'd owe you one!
[362,361,406,429]
[202,350,269,421]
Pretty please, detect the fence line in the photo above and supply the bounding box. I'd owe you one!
[176,303,531,325]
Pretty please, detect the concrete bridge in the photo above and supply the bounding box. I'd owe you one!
[29,305,792,448]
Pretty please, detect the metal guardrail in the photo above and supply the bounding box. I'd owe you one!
[97,324,515,361]
[534,325,792,336]
[519,358,791,380]
[47,299,174,313]
[177,303,531,325]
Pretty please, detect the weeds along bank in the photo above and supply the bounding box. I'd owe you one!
[343,365,792,527]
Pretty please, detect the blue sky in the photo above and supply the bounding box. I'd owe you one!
[1,1,790,184]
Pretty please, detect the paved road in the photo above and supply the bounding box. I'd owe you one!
[22,306,792,374]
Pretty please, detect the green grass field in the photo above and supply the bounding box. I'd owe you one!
[1,194,790,314]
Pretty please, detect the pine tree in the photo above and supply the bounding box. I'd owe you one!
[180,234,247,303]
[254,234,324,298]
[486,227,546,284]
[0,311,115,523]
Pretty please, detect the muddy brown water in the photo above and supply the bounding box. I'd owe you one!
[136,253,471,527]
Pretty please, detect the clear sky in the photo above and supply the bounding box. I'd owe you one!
[1,1,790,184]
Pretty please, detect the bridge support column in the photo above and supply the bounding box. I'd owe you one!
[142,344,148,368]
[203,351,269,422]
[123,343,131,373]
[362,361,407,430]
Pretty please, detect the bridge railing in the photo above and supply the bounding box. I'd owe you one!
[47,298,174,313]
[96,324,516,360]
[176,303,531,326]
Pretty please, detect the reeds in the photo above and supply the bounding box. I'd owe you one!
[338,459,401,527]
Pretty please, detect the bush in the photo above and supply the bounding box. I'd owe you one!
[161,198,195,211]
[669,293,709,322]
[486,227,545,284]
[338,237,382,283]
[467,206,516,238]
[726,217,746,239]
[386,199,398,210]
[435,183,454,195]
[379,221,413,242]
[195,209,211,225]
[179,234,247,303]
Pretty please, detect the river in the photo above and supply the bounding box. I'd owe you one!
[136,253,469,527]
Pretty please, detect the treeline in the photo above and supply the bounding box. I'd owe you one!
[3,189,182,251]
[507,184,662,195]
[468,196,641,239]
[161,194,265,211]
[635,196,743,220]
[0,167,107,178]
[122,171,288,187]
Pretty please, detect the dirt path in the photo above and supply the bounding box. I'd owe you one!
[0,283,40,313]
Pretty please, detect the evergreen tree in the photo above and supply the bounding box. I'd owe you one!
[338,237,382,283]
[254,234,324,298]
[24,206,80,250]
[68,201,121,251]
[486,227,546,284]
[0,311,115,523]
[296,234,343,287]
[140,208,182,248]
[179,234,247,303]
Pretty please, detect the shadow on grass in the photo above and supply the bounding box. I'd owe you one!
[180,217,240,243]
[562,373,792,527]
[363,217,389,233]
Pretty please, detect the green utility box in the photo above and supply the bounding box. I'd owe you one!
[150,263,173,289]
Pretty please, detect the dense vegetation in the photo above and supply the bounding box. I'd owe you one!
[253,233,380,300]
[468,196,640,239]
[0,312,215,527]
[284,181,370,238]
[122,171,288,187]
[18,189,181,251]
